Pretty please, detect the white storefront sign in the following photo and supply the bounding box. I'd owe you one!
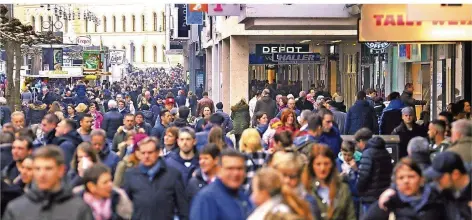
[76,36,92,47]
[109,50,125,64]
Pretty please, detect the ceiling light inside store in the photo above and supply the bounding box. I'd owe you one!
[316,43,320,46]
[300,40,311,43]
[331,40,342,43]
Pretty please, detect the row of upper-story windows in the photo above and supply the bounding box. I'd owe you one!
[124,45,166,63]
[30,12,166,33]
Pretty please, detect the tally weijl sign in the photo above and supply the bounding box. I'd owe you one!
[359,4,472,42]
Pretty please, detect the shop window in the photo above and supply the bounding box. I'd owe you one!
[122,15,126,32]
[161,12,165,31]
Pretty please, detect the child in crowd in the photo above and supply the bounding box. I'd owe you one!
[336,140,362,218]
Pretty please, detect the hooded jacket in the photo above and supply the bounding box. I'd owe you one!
[216,109,234,134]
[345,100,378,135]
[364,185,446,220]
[171,117,189,128]
[230,102,250,135]
[254,96,278,121]
[165,151,199,186]
[379,99,405,134]
[53,130,83,169]
[140,110,154,125]
[2,184,94,220]
[27,103,47,125]
[356,137,393,203]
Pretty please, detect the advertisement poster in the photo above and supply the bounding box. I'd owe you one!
[176,4,190,38]
[53,49,63,66]
[109,50,125,64]
[186,5,203,25]
[83,51,101,71]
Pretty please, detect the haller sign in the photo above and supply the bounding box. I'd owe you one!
[273,53,321,64]
[359,4,472,42]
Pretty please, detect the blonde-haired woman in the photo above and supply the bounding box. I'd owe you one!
[240,128,268,192]
[248,167,313,220]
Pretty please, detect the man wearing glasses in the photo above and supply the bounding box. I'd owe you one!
[123,137,188,220]
[190,149,253,220]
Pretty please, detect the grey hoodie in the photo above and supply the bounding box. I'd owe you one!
[2,184,94,220]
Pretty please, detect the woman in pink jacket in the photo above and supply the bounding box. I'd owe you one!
[89,102,104,129]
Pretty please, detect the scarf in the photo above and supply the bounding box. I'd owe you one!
[397,185,431,212]
[83,192,112,220]
[139,159,161,182]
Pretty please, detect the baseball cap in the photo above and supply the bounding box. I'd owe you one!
[401,107,414,115]
[424,151,466,180]
[166,98,175,105]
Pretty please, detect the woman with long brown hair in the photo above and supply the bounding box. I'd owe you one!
[302,144,356,220]
[248,167,313,220]
[277,109,299,133]
[208,126,227,151]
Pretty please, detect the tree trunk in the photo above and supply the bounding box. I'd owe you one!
[13,42,21,111]
[5,40,15,111]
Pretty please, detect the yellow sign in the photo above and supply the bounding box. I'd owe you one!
[359,4,472,42]
[49,70,68,74]
[407,4,472,21]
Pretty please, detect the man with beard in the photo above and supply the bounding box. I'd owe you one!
[165,127,199,186]
[135,112,152,135]
[428,120,450,158]
[112,114,136,153]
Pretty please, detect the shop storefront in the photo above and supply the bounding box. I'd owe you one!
[359,4,470,119]
[249,43,326,97]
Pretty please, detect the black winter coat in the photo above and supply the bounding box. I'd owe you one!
[53,130,83,170]
[295,97,314,111]
[357,137,393,203]
[186,169,209,203]
[392,122,428,159]
[0,105,12,126]
[380,109,402,135]
[345,100,378,135]
[26,103,47,125]
[364,185,446,220]
[102,109,124,140]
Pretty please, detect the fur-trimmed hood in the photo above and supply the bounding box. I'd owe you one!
[28,103,47,111]
[231,102,249,112]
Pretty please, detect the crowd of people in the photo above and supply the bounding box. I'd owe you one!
[0,72,471,220]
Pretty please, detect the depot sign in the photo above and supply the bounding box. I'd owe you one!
[255,44,310,56]
[359,4,472,42]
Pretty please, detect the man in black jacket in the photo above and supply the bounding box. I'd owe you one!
[356,136,393,215]
[392,107,428,158]
[53,119,83,170]
[2,145,94,220]
[400,83,427,112]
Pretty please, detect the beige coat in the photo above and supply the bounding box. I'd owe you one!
[447,136,472,164]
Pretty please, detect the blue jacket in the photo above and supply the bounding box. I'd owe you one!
[344,100,378,135]
[319,126,343,156]
[53,130,83,170]
[196,125,234,152]
[189,178,253,220]
[176,95,187,107]
[99,146,120,176]
[379,99,405,135]
[102,109,124,140]
[123,159,189,220]
[215,109,233,134]
[186,169,208,203]
[165,151,199,186]
[150,105,162,127]
[151,122,168,144]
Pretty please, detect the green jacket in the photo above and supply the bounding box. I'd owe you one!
[311,180,356,220]
[231,102,250,135]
